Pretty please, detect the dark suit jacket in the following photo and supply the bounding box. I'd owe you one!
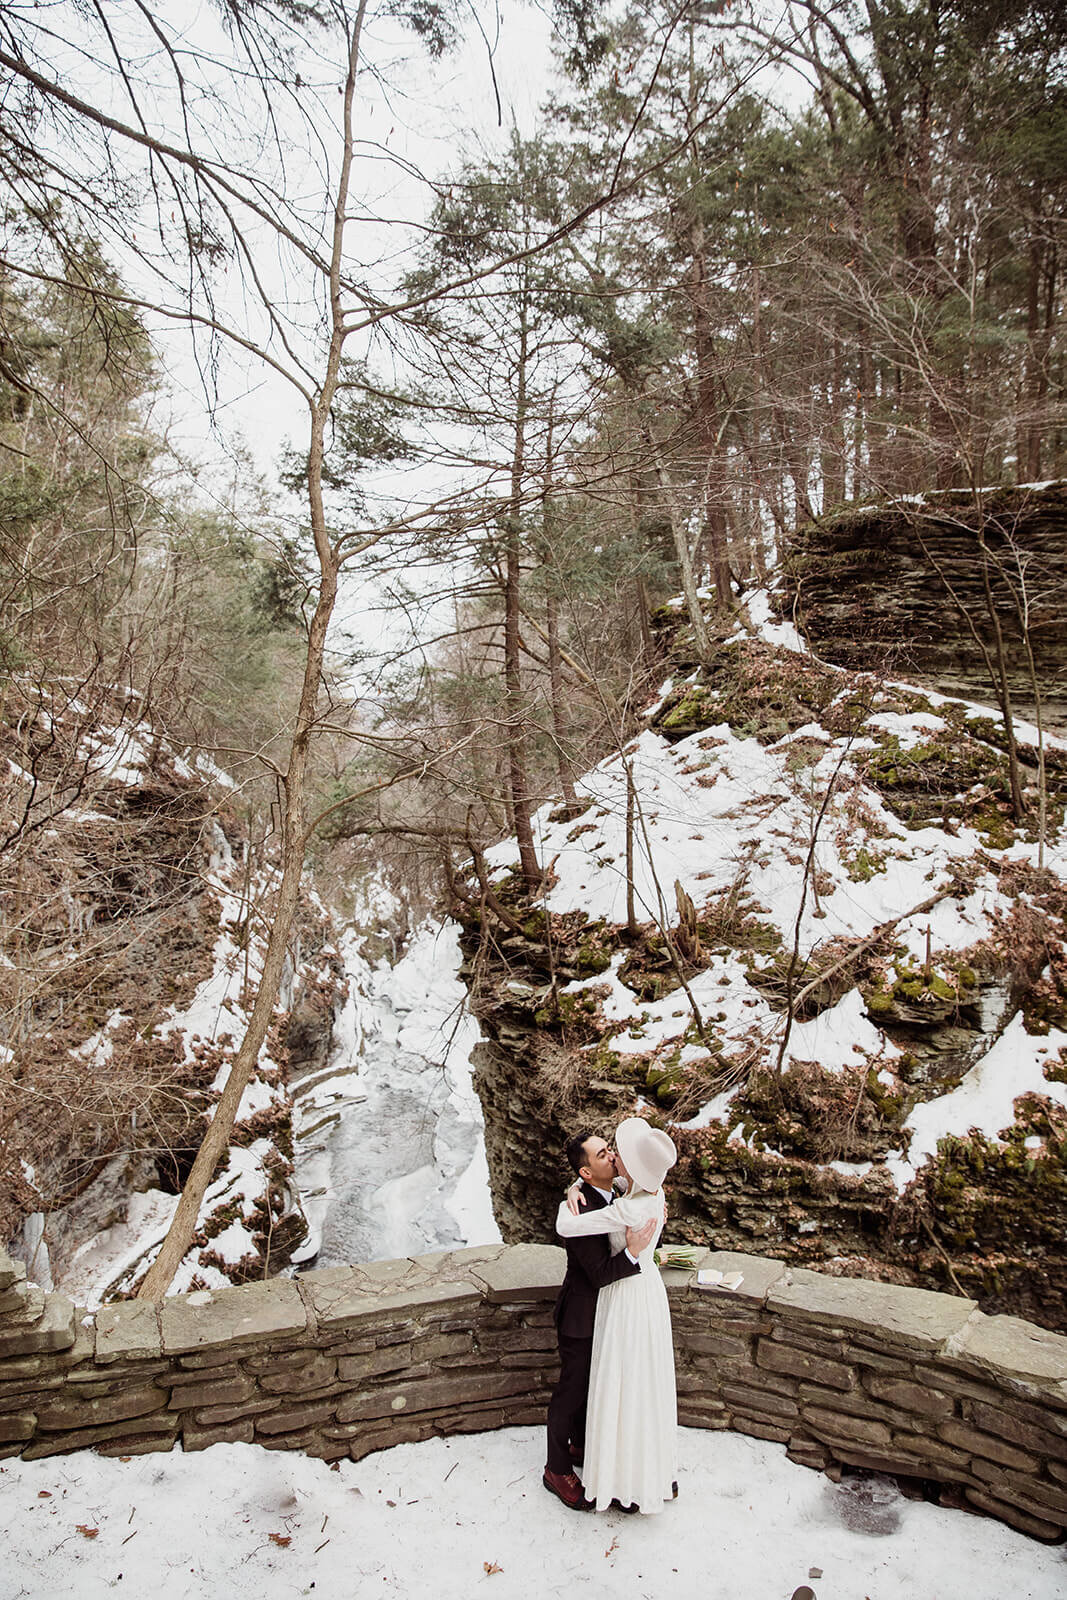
[553,1180,640,1339]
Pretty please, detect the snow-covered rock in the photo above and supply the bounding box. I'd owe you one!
[459,598,1067,1329]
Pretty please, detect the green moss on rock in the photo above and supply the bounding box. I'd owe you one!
[576,939,612,975]
[924,1114,1067,1257]
[658,683,719,737]
[845,845,888,882]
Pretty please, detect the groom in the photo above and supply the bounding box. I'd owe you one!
[543,1131,656,1511]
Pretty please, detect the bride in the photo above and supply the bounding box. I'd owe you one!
[554,1116,678,1514]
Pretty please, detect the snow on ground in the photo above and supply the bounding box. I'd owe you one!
[3,1428,1062,1600]
[81,722,155,788]
[742,587,808,654]
[864,708,950,747]
[887,679,1067,757]
[483,717,997,966]
[888,1009,1067,1191]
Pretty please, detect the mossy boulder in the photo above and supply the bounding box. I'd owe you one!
[862,957,981,1031]
[656,683,719,739]
[576,939,612,975]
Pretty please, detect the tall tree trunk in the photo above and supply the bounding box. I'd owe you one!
[821,328,846,508]
[625,458,657,660]
[625,760,637,937]
[541,403,578,808]
[854,337,871,496]
[745,254,786,562]
[505,286,541,890]
[647,427,711,663]
[1023,228,1054,481]
[635,574,655,661]
[684,27,731,608]
[136,4,366,1300]
[690,234,733,608]
[545,588,578,808]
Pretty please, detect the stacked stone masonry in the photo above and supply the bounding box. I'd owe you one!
[783,480,1067,725]
[1,1243,1065,1543]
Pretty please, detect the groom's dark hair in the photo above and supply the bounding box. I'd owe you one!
[566,1132,594,1176]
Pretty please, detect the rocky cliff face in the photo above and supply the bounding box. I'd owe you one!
[783,481,1067,728]
[465,921,1067,1333]
[457,613,1067,1334]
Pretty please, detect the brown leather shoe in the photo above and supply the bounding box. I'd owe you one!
[543,1469,593,1511]
[568,1443,584,1467]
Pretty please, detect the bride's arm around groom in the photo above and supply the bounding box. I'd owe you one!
[554,1185,664,1244]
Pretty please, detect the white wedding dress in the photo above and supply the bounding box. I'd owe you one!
[555,1187,677,1513]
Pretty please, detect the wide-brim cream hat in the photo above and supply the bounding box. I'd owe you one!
[615,1117,677,1193]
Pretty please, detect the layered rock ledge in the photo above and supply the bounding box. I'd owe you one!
[1,1243,1065,1543]
[784,480,1067,725]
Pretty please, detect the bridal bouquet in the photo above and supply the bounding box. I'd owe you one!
[654,1245,705,1271]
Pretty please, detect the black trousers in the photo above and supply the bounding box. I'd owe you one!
[545,1331,593,1474]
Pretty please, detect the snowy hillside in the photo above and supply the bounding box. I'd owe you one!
[466,589,1067,1327]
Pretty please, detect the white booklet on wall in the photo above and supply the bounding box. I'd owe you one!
[697,1268,744,1291]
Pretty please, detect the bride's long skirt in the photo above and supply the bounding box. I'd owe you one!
[581,1248,678,1513]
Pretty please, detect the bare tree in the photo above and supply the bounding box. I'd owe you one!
[4,0,752,1292]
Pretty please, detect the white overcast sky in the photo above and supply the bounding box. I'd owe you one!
[151,0,560,485]
[72,0,796,670]
[129,0,570,673]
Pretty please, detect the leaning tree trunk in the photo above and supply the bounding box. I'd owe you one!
[136,6,365,1299]
[136,563,336,1300]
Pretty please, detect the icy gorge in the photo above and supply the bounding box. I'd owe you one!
[7,566,1067,1327]
[3,2,1067,1580]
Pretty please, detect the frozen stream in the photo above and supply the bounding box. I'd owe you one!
[290,921,501,1269]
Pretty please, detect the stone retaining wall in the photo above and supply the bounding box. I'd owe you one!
[2,1243,1066,1542]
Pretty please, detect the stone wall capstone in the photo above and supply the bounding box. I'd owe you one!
[1,1243,1065,1543]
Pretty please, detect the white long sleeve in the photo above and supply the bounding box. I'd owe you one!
[554,1189,659,1239]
